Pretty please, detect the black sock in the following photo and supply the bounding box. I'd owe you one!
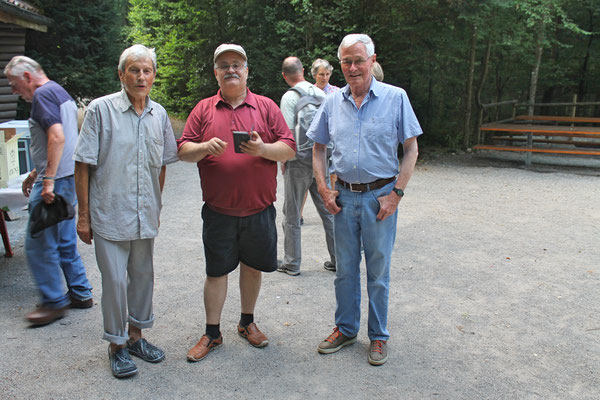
[205,324,221,339]
[240,313,254,327]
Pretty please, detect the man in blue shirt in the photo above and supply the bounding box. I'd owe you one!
[4,56,93,326]
[308,34,422,366]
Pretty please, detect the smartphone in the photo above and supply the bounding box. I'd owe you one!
[233,131,250,153]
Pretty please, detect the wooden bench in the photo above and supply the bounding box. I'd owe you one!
[513,115,600,124]
[474,120,600,157]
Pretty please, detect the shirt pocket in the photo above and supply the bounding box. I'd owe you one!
[145,132,164,168]
[364,117,395,144]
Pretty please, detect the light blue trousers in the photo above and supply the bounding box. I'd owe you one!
[333,181,397,341]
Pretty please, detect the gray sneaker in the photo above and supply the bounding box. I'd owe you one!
[318,327,357,354]
[368,340,388,365]
[277,260,300,276]
[323,261,336,272]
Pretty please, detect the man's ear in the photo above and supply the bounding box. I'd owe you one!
[22,71,32,83]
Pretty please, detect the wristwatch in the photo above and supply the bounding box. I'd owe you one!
[392,187,404,198]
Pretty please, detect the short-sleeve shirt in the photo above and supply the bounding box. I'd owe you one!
[177,89,295,217]
[307,78,423,183]
[29,80,79,180]
[74,90,179,241]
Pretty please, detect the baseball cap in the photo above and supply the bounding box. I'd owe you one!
[213,44,247,63]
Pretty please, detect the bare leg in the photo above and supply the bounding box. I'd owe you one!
[204,275,228,324]
[128,325,142,343]
[239,263,261,314]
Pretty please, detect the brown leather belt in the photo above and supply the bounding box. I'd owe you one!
[337,177,395,193]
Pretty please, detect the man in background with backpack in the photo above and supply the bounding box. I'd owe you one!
[278,56,335,276]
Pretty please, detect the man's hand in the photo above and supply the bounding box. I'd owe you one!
[319,187,341,215]
[41,179,55,204]
[21,171,37,197]
[203,137,228,157]
[376,192,401,221]
[76,213,93,244]
[240,131,265,157]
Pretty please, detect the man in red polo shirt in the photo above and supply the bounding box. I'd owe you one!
[178,44,296,362]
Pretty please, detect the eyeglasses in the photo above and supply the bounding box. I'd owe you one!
[341,58,368,67]
[215,63,247,72]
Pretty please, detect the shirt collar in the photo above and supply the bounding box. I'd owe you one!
[117,89,154,114]
[214,88,257,109]
[341,77,381,101]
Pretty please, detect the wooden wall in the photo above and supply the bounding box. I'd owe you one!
[0,23,24,122]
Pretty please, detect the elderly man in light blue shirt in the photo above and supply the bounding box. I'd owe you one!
[308,34,422,366]
[74,44,178,378]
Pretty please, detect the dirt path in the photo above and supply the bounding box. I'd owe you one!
[1,153,598,399]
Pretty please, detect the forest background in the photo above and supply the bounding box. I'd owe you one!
[20,0,600,150]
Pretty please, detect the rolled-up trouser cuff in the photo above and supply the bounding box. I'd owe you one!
[128,314,155,330]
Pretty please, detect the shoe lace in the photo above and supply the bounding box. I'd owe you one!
[326,327,341,343]
[371,340,384,354]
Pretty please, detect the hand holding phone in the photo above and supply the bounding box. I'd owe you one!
[233,131,251,153]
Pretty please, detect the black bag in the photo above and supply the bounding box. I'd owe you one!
[30,193,75,236]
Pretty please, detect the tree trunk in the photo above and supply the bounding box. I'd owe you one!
[528,19,545,117]
[526,18,546,166]
[577,10,594,102]
[463,24,477,149]
[474,37,491,145]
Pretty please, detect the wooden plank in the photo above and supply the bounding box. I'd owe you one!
[473,144,600,156]
[0,94,19,103]
[514,115,600,124]
[489,136,600,147]
[0,103,17,111]
[0,110,16,119]
[480,123,600,136]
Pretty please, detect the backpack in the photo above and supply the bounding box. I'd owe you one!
[288,85,324,160]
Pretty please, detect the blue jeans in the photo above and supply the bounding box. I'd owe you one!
[25,176,92,309]
[334,181,397,341]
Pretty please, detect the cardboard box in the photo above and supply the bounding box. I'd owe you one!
[0,128,23,188]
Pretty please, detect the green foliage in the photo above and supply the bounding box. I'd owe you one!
[121,0,600,146]
[25,0,126,104]
[25,0,600,148]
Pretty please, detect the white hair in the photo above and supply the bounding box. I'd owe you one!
[3,55,44,79]
[337,34,375,59]
[310,59,333,78]
[118,44,157,72]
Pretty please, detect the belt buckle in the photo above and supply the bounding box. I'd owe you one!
[349,183,362,193]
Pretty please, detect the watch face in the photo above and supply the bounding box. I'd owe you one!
[393,188,404,197]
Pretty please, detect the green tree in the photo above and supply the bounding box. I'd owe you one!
[25,0,127,104]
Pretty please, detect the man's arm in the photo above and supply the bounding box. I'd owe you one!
[159,165,166,193]
[41,123,66,203]
[74,161,93,244]
[241,131,295,162]
[376,136,419,221]
[178,138,228,162]
[313,142,340,215]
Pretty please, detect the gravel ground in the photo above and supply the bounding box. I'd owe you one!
[0,151,599,399]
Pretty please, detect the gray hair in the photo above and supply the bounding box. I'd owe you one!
[310,59,333,78]
[118,44,157,72]
[3,55,44,78]
[337,34,375,59]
